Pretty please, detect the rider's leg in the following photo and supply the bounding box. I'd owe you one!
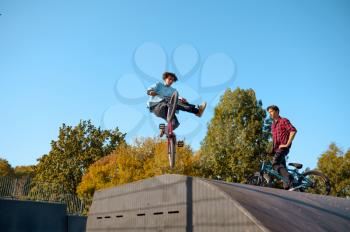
[151,101,180,137]
[272,149,293,189]
[151,101,168,137]
[176,101,199,114]
[177,101,207,117]
[152,101,168,120]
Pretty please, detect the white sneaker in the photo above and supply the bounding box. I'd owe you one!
[196,102,207,117]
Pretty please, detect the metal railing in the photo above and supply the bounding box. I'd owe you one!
[0,176,89,215]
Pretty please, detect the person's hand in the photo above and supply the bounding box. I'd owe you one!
[279,144,289,149]
[148,90,157,96]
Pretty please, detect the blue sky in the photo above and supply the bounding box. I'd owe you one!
[1,0,349,170]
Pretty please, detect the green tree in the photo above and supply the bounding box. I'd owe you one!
[199,88,270,182]
[317,143,350,197]
[0,158,14,177]
[33,120,125,194]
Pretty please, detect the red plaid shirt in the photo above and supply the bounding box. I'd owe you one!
[271,117,297,152]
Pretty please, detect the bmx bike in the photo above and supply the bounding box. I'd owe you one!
[247,153,331,195]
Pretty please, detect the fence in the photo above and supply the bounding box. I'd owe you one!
[0,176,89,215]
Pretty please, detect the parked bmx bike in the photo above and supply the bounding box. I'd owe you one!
[247,153,331,195]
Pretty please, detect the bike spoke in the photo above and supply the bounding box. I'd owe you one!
[301,171,331,195]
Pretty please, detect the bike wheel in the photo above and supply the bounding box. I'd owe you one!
[167,91,178,122]
[247,173,269,187]
[168,136,176,169]
[300,170,331,195]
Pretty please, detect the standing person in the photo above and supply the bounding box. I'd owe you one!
[147,72,206,137]
[267,105,297,190]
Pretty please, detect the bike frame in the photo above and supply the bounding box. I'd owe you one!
[258,159,313,190]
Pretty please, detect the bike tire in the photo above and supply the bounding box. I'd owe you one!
[247,173,269,187]
[167,91,178,123]
[300,170,331,195]
[168,136,176,169]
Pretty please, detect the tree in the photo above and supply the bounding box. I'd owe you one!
[33,120,125,194]
[77,137,196,202]
[317,143,350,197]
[0,158,14,177]
[14,165,35,178]
[199,88,270,182]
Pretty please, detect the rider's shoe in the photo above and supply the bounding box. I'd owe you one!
[288,179,299,191]
[196,102,207,117]
[288,186,301,192]
[284,176,297,190]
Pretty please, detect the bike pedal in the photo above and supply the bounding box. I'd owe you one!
[159,123,165,129]
[177,140,184,147]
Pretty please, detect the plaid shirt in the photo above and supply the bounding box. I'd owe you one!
[271,117,297,152]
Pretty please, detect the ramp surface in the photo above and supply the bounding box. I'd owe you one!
[87,174,350,232]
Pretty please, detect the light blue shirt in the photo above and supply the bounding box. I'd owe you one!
[146,82,177,108]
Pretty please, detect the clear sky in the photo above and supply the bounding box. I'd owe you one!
[1,0,349,170]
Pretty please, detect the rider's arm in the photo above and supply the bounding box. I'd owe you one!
[285,119,297,147]
[286,131,297,147]
[278,119,297,149]
[147,82,160,96]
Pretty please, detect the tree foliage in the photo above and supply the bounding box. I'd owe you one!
[198,88,270,182]
[33,120,125,194]
[14,165,35,178]
[0,158,14,177]
[77,137,197,201]
[317,143,350,197]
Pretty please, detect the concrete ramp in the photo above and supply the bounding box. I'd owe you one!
[87,174,350,232]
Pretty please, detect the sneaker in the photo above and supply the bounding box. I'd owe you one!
[288,186,301,192]
[285,177,295,190]
[196,102,207,117]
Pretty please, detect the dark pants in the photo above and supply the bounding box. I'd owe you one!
[150,100,199,131]
[272,148,293,189]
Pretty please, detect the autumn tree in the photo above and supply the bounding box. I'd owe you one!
[317,143,350,197]
[199,88,270,182]
[14,165,35,178]
[77,137,196,201]
[0,158,14,177]
[33,120,125,194]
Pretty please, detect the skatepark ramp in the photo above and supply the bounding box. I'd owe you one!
[87,174,350,232]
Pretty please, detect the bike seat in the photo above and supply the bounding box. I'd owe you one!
[288,163,303,169]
